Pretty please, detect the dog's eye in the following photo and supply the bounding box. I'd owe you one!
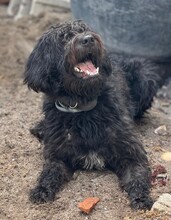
[59,31,65,38]
[77,28,84,33]
[64,32,75,41]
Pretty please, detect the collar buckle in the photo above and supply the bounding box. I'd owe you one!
[55,98,97,113]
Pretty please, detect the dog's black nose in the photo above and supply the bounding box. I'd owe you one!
[81,34,95,45]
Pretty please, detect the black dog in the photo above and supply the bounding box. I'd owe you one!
[24,20,162,210]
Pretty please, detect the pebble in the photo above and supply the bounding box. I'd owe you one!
[151,193,171,213]
[154,125,167,136]
[161,152,171,161]
[78,197,100,214]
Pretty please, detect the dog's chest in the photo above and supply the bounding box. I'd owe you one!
[79,151,105,170]
[64,116,108,170]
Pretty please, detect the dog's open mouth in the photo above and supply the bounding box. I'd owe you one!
[74,60,99,79]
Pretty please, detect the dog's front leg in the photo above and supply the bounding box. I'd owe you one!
[30,120,45,142]
[115,151,153,209]
[109,134,153,210]
[29,160,72,203]
[116,160,153,210]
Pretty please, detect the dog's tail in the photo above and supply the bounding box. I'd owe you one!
[154,60,171,87]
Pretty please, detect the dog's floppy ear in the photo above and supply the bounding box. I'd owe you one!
[24,30,61,93]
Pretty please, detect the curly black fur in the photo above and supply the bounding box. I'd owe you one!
[24,20,165,210]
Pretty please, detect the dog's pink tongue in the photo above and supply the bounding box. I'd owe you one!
[77,61,97,74]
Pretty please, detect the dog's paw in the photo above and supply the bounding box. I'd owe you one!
[130,197,153,210]
[30,127,44,142]
[29,186,55,204]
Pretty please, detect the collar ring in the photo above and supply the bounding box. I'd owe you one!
[69,102,78,109]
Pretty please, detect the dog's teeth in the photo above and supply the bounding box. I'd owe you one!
[86,70,90,75]
[74,67,80,72]
[96,67,99,73]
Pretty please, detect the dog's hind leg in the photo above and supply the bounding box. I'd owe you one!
[122,58,161,119]
[29,160,73,203]
[30,120,45,142]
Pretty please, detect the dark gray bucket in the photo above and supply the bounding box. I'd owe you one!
[71,0,171,60]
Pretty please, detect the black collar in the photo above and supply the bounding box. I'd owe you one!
[55,96,97,113]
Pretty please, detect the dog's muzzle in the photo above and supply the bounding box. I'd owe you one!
[65,32,103,80]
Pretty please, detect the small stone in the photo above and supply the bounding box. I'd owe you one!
[78,197,100,214]
[72,172,79,180]
[154,125,167,136]
[161,152,171,161]
[151,193,171,213]
[161,102,170,107]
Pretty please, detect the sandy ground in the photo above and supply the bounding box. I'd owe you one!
[0,4,171,220]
